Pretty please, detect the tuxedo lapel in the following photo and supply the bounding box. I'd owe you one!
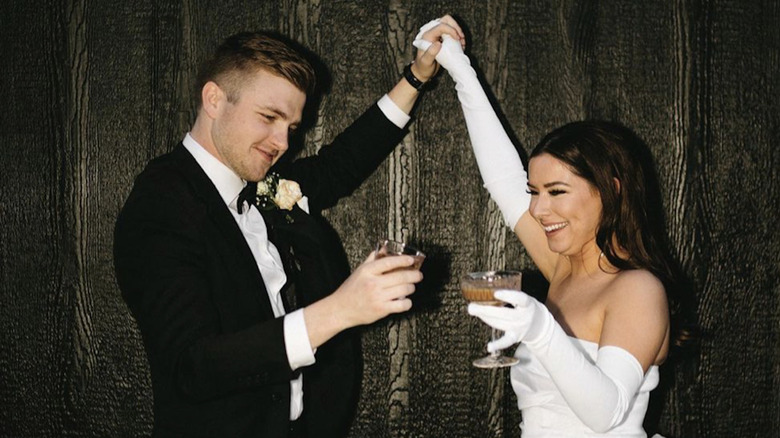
[170,144,275,317]
[260,206,323,253]
[260,206,343,308]
[259,207,312,310]
[171,142,338,316]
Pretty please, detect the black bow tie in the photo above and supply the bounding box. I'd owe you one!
[236,182,257,214]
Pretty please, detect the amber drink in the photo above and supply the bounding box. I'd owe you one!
[375,239,425,271]
[461,287,500,305]
[461,270,522,368]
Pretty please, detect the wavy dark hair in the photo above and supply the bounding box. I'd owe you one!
[530,120,697,351]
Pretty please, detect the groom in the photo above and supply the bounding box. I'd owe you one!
[114,19,464,438]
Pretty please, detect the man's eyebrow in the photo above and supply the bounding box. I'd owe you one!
[259,105,289,119]
[257,105,301,125]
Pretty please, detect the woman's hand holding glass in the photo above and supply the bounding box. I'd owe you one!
[467,290,554,353]
[461,271,522,368]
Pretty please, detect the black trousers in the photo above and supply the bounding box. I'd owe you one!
[288,417,306,438]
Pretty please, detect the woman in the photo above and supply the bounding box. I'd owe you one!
[415,18,691,437]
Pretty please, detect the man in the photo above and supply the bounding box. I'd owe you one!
[114,17,464,438]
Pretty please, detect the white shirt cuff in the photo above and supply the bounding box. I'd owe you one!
[283,309,316,370]
[377,94,411,128]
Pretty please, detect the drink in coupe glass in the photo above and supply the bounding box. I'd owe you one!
[461,270,522,368]
[375,239,425,270]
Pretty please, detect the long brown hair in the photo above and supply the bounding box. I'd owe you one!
[531,120,697,350]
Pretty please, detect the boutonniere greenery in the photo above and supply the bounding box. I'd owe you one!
[255,172,303,212]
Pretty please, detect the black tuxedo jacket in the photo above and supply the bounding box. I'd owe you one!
[114,104,408,437]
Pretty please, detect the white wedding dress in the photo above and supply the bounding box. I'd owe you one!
[511,337,660,438]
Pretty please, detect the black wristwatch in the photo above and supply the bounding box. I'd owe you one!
[403,62,426,90]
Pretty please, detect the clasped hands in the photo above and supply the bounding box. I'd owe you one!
[468,290,551,353]
[410,15,466,82]
[413,16,470,73]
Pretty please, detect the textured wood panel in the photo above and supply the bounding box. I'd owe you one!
[1,1,69,436]
[1,1,779,437]
[692,1,780,437]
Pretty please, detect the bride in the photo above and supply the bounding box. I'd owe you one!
[416,16,692,438]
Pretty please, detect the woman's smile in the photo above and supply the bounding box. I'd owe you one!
[541,221,569,234]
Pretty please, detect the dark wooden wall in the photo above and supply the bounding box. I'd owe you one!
[1,1,778,437]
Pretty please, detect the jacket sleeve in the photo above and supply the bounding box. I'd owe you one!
[275,103,409,212]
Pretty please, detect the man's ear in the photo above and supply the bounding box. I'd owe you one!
[201,81,224,119]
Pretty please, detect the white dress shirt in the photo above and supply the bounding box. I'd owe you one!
[182,95,409,421]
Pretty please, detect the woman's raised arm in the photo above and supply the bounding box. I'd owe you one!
[415,20,557,278]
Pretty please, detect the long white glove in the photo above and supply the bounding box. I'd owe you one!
[414,20,530,229]
[468,290,645,433]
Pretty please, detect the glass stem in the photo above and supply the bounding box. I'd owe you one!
[490,328,501,358]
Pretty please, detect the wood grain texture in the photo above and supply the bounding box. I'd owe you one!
[1,1,778,437]
[383,5,420,437]
[692,1,780,437]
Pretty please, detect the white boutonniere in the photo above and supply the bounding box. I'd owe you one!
[255,172,302,211]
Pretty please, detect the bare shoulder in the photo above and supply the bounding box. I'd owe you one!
[602,269,669,338]
[609,269,666,302]
[600,269,670,368]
